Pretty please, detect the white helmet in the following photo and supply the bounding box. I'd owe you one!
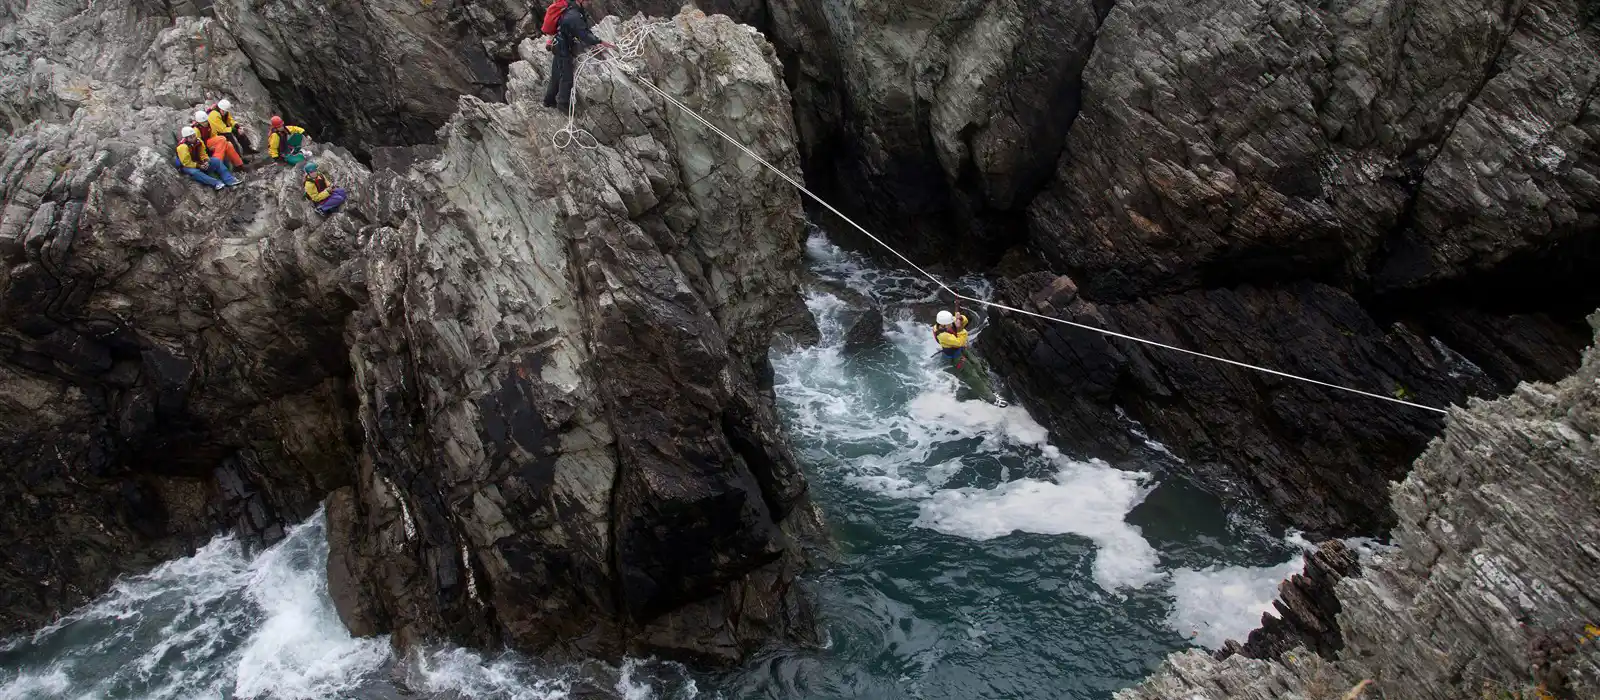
[936,310,955,326]
[217,98,231,111]
[180,126,196,138]
[193,110,208,123]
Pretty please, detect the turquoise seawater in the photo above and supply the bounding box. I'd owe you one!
[0,232,1308,700]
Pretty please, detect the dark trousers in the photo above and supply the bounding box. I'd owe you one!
[226,129,255,155]
[543,54,575,109]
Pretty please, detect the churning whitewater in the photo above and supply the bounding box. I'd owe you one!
[1,230,1323,699]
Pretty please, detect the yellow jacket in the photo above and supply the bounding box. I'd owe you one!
[934,313,969,349]
[175,139,209,169]
[207,108,236,135]
[268,126,304,158]
[305,175,331,203]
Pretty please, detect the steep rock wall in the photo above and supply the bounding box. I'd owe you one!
[983,271,1585,533]
[0,1,372,636]
[0,0,823,665]
[1119,315,1600,699]
[764,0,1110,262]
[325,13,822,663]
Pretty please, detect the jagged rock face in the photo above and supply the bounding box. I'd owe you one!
[1029,0,1600,303]
[211,0,526,155]
[1,0,822,664]
[323,12,821,663]
[0,9,374,636]
[764,0,1110,261]
[984,272,1584,533]
[1118,316,1600,700]
[1216,540,1362,662]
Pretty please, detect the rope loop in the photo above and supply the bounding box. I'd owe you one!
[551,18,670,151]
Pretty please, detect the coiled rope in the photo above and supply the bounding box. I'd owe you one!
[551,19,665,150]
[553,19,1451,416]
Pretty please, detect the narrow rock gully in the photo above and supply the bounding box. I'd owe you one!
[0,226,1334,699]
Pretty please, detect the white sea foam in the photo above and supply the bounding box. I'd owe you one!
[777,230,1167,594]
[1166,556,1304,649]
[410,647,577,700]
[915,462,1162,591]
[0,511,390,700]
[231,519,391,699]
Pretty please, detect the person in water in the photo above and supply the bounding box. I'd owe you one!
[933,307,1005,406]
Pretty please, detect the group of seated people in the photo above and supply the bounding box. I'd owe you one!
[173,99,344,215]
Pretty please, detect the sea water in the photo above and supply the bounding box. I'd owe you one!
[0,230,1314,699]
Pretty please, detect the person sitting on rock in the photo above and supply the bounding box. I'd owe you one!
[195,110,243,170]
[302,162,346,215]
[207,98,255,157]
[173,126,240,190]
[542,0,615,113]
[190,110,215,142]
[266,116,307,165]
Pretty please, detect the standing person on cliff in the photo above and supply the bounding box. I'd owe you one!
[541,0,615,113]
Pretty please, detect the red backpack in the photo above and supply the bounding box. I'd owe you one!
[541,0,567,51]
[540,0,567,35]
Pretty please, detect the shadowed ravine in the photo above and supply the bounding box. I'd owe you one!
[0,230,1340,699]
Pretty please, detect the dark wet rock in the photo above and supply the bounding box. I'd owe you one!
[1120,315,1600,700]
[1,2,822,665]
[324,13,821,664]
[210,0,529,154]
[984,272,1586,534]
[1027,0,1600,303]
[842,307,886,354]
[765,0,1111,264]
[1216,539,1362,662]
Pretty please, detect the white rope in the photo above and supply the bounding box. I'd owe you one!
[557,24,1451,416]
[551,19,665,150]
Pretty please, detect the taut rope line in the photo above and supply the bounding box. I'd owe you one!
[556,19,1451,416]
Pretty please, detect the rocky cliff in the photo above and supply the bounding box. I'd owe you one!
[1118,315,1600,700]
[325,14,822,663]
[763,0,1113,262]
[0,0,360,635]
[0,0,822,664]
[770,0,1600,535]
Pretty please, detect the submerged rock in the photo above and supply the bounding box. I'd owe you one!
[0,1,822,664]
[1119,315,1600,699]
[842,307,887,354]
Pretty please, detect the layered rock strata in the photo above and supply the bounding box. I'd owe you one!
[1119,316,1600,700]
